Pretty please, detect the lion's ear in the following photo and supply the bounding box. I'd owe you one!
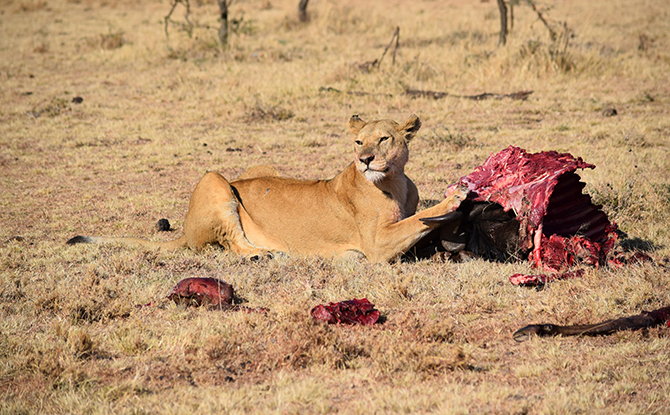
[398,114,421,141]
[348,115,366,135]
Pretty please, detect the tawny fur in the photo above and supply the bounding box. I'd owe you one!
[68,115,467,263]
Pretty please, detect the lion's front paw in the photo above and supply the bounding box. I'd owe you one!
[447,183,470,206]
[420,184,469,225]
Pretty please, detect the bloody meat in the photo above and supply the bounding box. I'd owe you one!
[311,298,381,325]
[167,277,234,308]
[420,146,617,271]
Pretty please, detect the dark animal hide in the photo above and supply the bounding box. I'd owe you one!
[419,146,617,272]
[513,306,670,341]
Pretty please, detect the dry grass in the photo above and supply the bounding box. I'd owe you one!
[1,0,670,413]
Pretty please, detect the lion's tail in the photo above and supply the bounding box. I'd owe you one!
[66,234,188,251]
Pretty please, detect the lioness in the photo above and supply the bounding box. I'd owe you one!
[68,115,467,262]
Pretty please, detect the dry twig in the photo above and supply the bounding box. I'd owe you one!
[164,0,193,49]
[318,87,393,98]
[320,87,532,101]
[526,0,556,41]
[405,88,533,101]
[377,26,400,67]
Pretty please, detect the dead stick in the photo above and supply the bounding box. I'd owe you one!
[323,86,531,101]
[496,0,507,46]
[319,87,392,98]
[526,0,556,41]
[183,0,192,37]
[392,26,399,65]
[405,88,532,101]
[164,0,180,48]
[377,27,400,68]
[164,0,194,49]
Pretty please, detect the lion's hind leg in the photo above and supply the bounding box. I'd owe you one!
[184,172,266,257]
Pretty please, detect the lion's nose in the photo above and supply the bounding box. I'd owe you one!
[360,155,375,166]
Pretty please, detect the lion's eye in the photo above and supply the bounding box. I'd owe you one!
[379,136,389,143]
[355,140,363,145]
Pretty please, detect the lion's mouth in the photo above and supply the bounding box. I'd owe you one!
[359,164,389,174]
[365,167,388,173]
[361,168,388,183]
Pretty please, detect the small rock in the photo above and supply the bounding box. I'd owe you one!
[156,218,171,232]
[602,107,617,117]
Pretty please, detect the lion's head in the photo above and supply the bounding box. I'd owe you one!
[348,114,421,183]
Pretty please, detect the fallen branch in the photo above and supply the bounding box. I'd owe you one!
[320,86,532,101]
[405,88,533,101]
[514,306,670,342]
[404,88,449,99]
[463,90,534,100]
[318,86,393,98]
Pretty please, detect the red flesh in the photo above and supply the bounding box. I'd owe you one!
[509,269,585,286]
[310,298,381,325]
[167,277,234,307]
[451,146,617,271]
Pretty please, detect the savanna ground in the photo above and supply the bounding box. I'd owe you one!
[1,0,670,413]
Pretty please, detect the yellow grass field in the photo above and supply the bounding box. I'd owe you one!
[1,0,670,413]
